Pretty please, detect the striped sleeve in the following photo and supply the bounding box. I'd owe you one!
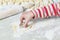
[31,3,60,19]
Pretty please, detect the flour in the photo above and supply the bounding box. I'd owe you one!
[11,21,35,37]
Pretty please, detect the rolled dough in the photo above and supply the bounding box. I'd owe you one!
[11,21,34,37]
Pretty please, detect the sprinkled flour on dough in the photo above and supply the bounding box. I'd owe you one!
[11,21,35,37]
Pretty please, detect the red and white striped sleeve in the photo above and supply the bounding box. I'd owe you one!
[31,3,60,19]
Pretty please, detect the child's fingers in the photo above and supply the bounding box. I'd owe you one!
[20,16,24,24]
[23,19,30,27]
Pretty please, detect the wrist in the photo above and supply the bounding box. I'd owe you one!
[30,10,35,19]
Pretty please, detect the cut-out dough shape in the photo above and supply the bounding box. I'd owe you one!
[0,5,24,19]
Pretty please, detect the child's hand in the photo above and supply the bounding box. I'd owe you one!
[20,11,35,27]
